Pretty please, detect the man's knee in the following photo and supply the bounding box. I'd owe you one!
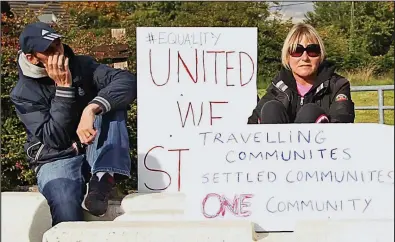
[40,178,84,226]
[260,100,289,124]
[295,103,329,123]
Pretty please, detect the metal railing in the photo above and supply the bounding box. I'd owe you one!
[350,85,394,124]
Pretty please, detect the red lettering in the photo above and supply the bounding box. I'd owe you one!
[177,101,203,128]
[149,49,170,86]
[239,194,254,217]
[202,50,206,82]
[226,51,235,87]
[201,193,254,218]
[202,193,223,218]
[168,148,190,191]
[178,49,198,83]
[143,146,171,191]
[206,51,225,84]
[239,51,255,87]
[209,101,228,125]
[221,194,239,216]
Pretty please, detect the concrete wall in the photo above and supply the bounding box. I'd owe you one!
[2,192,393,242]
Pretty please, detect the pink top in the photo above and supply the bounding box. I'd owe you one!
[296,81,312,97]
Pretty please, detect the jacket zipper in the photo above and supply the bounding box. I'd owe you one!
[34,144,45,161]
[300,96,304,106]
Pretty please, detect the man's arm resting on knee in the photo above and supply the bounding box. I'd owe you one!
[83,56,137,115]
[11,87,78,149]
[329,79,355,123]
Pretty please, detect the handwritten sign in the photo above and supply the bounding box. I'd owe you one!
[137,27,258,192]
[181,124,394,231]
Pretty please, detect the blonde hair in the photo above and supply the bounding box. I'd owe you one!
[281,23,326,69]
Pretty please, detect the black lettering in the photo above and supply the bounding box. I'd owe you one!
[330,148,338,160]
[202,173,209,184]
[294,150,306,160]
[287,201,299,211]
[227,133,238,143]
[298,130,310,143]
[214,133,224,143]
[286,171,294,183]
[223,172,231,183]
[347,171,358,182]
[334,171,345,182]
[250,152,263,160]
[213,173,219,183]
[306,171,318,181]
[266,150,278,160]
[326,200,338,211]
[226,151,236,163]
[257,171,264,182]
[318,149,326,159]
[268,172,277,182]
[343,148,351,160]
[301,200,313,211]
[266,196,277,213]
[321,171,333,181]
[281,150,291,161]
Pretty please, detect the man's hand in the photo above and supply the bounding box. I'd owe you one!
[44,54,72,87]
[76,104,102,145]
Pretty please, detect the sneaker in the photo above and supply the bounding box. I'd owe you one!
[84,173,115,217]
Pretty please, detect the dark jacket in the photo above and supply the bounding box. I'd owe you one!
[248,61,355,124]
[10,44,137,167]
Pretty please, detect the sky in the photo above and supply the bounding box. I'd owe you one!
[269,2,315,23]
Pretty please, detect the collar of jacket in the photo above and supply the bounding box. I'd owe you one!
[272,60,336,94]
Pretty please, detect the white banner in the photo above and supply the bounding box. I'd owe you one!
[181,124,394,231]
[137,27,258,192]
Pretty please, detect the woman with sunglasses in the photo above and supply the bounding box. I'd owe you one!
[248,23,355,124]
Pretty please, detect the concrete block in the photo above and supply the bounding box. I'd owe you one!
[42,221,256,242]
[294,219,394,242]
[1,192,124,242]
[256,219,394,242]
[1,192,52,242]
[120,192,185,213]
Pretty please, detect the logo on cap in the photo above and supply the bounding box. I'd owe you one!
[42,29,61,41]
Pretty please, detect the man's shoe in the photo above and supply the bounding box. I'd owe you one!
[84,173,115,217]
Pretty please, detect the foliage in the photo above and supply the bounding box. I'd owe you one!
[1,11,40,190]
[62,2,122,29]
[305,1,394,74]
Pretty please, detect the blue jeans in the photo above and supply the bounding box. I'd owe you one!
[36,110,131,226]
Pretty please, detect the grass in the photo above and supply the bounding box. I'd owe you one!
[257,71,394,125]
[352,90,394,125]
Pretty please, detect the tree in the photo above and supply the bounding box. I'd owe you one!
[62,2,123,29]
[305,1,394,73]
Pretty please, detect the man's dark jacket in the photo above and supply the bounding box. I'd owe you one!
[10,44,137,167]
[247,61,355,124]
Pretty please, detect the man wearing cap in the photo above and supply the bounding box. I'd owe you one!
[10,22,136,226]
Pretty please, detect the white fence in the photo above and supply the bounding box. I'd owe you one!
[351,85,394,124]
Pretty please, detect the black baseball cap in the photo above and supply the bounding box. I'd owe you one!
[19,22,62,54]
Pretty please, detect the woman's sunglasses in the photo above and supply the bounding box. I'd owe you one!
[290,44,321,58]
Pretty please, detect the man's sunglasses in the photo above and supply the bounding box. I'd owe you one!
[290,44,321,57]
